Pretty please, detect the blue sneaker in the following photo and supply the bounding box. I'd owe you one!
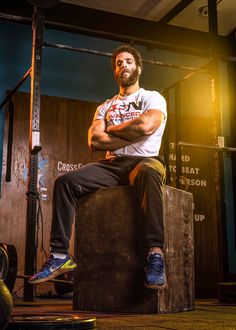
[28,255,77,284]
[144,253,167,289]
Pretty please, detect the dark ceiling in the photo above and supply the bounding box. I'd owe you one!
[0,0,235,59]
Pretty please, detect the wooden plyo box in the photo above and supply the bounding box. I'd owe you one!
[73,185,194,313]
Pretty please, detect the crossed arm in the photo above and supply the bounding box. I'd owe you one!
[88,109,164,151]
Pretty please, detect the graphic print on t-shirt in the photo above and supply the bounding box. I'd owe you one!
[94,88,167,157]
[106,100,143,124]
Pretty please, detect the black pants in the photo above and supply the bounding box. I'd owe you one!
[50,156,166,254]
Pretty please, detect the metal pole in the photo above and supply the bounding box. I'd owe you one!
[0,68,31,110]
[175,83,182,189]
[23,6,43,301]
[178,141,236,153]
[5,101,14,182]
[1,10,236,62]
[162,89,171,185]
[208,0,228,281]
[44,41,210,73]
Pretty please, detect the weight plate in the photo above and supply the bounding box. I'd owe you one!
[7,314,96,329]
[0,246,9,281]
[0,243,18,293]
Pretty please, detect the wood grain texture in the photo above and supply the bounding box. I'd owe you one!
[73,185,194,313]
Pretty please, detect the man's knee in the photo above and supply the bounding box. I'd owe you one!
[54,172,77,191]
[129,158,166,184]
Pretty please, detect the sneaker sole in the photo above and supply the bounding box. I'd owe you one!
[144,282,167,290]
[28,264,77,285]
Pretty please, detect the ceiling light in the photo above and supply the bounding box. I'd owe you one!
[198,5,208,17]
[198,0,222,18]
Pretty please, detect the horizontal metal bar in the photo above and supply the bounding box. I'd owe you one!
[44,41,112,57]
[220,54,236,62]
[17,274,73,284]
[163,71,197,92]
[179,141,236,152]
[0,67,32,110]
[2,14,236,64]
[0,12,32,24]
[142,58,209,73]
[44,41,210,73]
[1,3,236,61]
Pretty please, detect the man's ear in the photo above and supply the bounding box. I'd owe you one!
[138,66,142,75]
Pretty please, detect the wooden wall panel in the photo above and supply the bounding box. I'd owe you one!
[0,91,104,295]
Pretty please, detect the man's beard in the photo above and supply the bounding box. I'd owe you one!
[115,67,140,87]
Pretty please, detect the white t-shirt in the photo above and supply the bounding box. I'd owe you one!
[93,88,167,158]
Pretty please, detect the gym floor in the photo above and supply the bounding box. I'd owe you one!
[8,297,236,329]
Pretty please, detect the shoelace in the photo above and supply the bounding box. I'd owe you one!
[148,255,164,274]
[41,255,55,270]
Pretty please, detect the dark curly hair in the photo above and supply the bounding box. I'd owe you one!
[111,45,143,72]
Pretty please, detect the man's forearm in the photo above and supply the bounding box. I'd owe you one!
[107,111,161,141]
[107,121,144,141]
[88,131,133,151]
